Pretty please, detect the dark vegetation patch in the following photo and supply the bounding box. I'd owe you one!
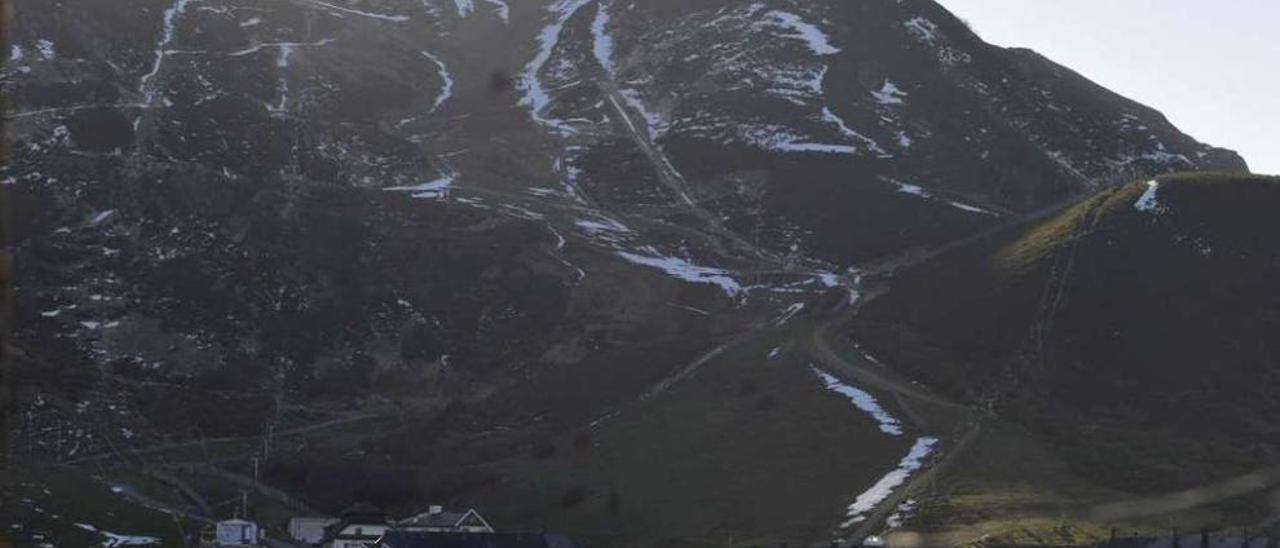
[65,108,135,152]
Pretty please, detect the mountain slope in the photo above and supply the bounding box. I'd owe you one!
[853,173,1280,499]
[1,0,1257,543]
[567,0,1248,260]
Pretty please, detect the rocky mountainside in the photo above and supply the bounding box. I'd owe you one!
[2,0,1252,544]
[853,173,1280,503]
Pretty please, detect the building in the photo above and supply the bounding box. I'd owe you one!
[214,519,260,547]
[373,532,578,548]
[397,507,494,534]
[319,503,391,548]
[289,517,339,545]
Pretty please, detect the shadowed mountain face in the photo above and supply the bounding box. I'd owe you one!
[854,173,1280,496]
[2,0,1252,543]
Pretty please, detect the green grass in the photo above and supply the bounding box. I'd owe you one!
[900,420,1224,546]
[853,172,1280,525]
[1,465,189,547]
[459,320,919,547]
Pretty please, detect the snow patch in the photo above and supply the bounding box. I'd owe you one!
[421,51,454,114]
[575,217,631,237]
[764,11,839,55]
[87,210,117,226]
[1133,180,1162,213]
[228,38,337,58]
[842,437,939,528]
[139,0,194,105]
[887,179,999,216]
[616,251,741,296]
[73,523,161,547]
[452,0,474,17]
[904,17,939,44]
[384,175,453,199]
[301,0,410,21]
[741,124,884,157]
[240,17,262,27]
[519,0,594,133]
[871,80,907,105]
[810,365,903,436]
[619,89,667,140]
[591,2,616,77]
[36,40,55,60]
[886,499,918,530]
[772,302,805,325]
[820,108,891,156]
[481,0,510,22]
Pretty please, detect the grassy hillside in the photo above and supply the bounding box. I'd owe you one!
[853,173,1280,506]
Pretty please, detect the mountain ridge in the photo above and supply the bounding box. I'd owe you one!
[1,0,1261,544]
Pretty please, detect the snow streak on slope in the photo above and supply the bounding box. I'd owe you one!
[1134,180,1163,213]
[453,0,474,17]
[481,0,510,22]
[841,437,939,528]
[885,178,999,216]
[74,522,161,547]
[385,175,454,199]
[821,108,890,157]
[229,38,338,57]
[871,80,907,105]
[138,0,193,105]
[520,0,595,133]
[271,45,294,114]
[300,0,411,21]
[903,17,939,45]
[810,365,903,436]
[763,10,838,55]
[617,251,742,296]
[421,51,453,114]
[636,5,886,159]
[591,1,616,77]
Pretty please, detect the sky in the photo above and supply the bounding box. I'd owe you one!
[937,0,1278,175]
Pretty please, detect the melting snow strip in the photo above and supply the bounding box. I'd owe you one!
[886,179,999,216]
[1134,179,1162,213]
[228,38,337,57]
[821,108,890,156]
[519,0,594,133]
[299,0,411,21]
[809,365,904,436]
[421,51,454,114]
[384,176,453,199]
[871,80,907,105]
[764,11,839,55]
[841,437,939,528]
[903,17,939,44]
[452,0,474,17]
[616,251,742,296]
[771,302,806,325]
[138,0,194,105]
[73,523,161,547]
[591,1,616,77]
[481,0,510,22]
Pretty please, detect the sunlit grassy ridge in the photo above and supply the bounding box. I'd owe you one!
[854,172,1280,518]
